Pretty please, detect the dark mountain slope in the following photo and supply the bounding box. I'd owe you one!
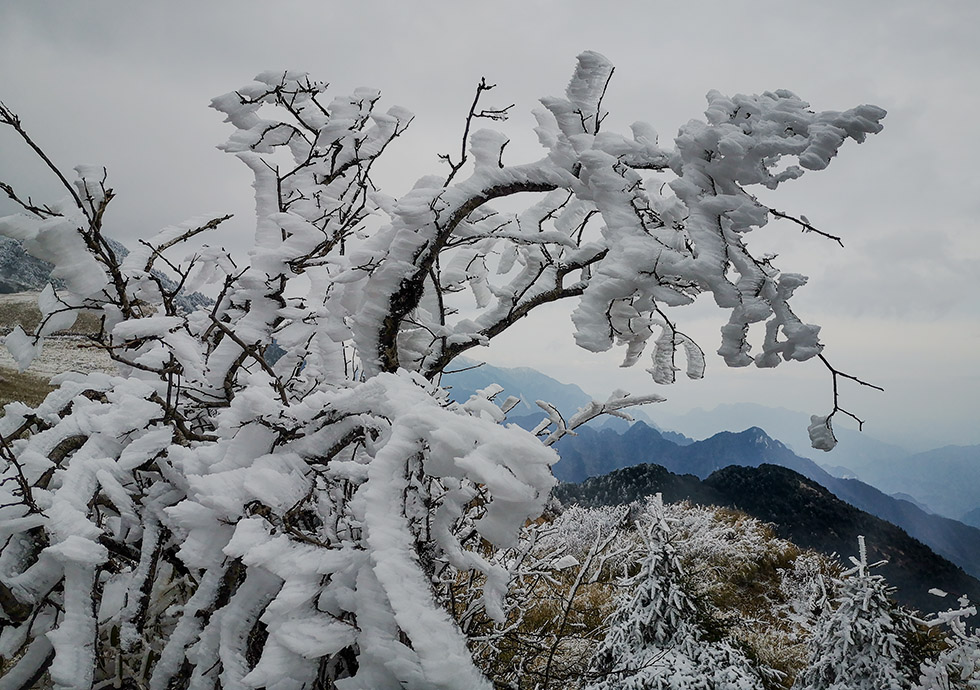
[557,462,980,614]
[554,462,722,508]
[553,423,980,581]
[827,477,980,580]
[704,464,980,614]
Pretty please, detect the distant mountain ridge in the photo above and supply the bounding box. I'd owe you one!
[556,462,980,615]
[0,235,57,294]
[439,362,980,582]
[652,401,914,480]
[552,423,980,582]
[441,359,661,430]
[0,235,211,312]
[551,423,822,484]
[835,444,980,522]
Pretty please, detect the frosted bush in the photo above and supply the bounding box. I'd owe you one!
[0,52,884,688]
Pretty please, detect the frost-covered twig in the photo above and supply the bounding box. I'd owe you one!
[536,390,666,446]
[768,207,844,247]
[809,354,884,451]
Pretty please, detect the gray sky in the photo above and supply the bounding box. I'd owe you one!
[1,1,978,450]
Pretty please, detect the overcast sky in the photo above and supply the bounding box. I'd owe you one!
[1,1,978,451]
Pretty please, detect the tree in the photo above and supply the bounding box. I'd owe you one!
[913,593,980,690]
[0,52,884,688]
[794,536,918,690]
[586,495,769,689]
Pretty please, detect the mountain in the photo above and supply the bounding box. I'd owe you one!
[443,360,593,419]
[654,404,980,523]
[890,492,935,514]
[441,359,666,432]
[963,507,980,529]
[553,423,980,581]
[556,462,980,615]
[651,401,912,473]
[441,362,980,582]
[826,477,980,579]
[552,423,826,484]
[0,236,58,294]
[834,444,980,521]
[0,235,211,312]
[552,422,681,482]
[655,426,826,480]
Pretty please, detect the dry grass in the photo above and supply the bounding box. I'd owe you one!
[0,292,102,336]
[1,293,108,415]
[0,366,54,410]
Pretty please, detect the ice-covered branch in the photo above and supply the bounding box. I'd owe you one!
[535,390,666,446]
[0,51,886,686]
[808,353,885,451]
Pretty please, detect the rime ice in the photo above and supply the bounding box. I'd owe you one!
[0,53,886,687]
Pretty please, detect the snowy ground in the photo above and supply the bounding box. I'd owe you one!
[0,335,115,379]
[0,291,115,379]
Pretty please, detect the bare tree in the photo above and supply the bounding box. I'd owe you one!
[0,52,884,688]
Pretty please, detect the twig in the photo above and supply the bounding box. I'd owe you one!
[139,215,233,273]
[818,353,883,431]
[768,207,844,247]
[442,361,486,375]
[0,181,61,218]
[0,101,88,220]
[592,65,615,134]
[441,78,514,186]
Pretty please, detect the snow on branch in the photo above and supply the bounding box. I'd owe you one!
[534,390,666,446]
[0,51,886,686]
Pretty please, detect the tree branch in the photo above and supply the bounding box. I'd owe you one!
[0,101,88,218]
[768,207,844,247]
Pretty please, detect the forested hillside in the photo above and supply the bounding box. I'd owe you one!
[557,462,980,615]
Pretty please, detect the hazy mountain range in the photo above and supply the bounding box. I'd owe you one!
[444,359,980,520]
[553,423,980,581]
[655,402,980,523]
[444,359,980,584]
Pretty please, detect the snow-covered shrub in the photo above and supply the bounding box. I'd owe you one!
[794,536,919,690]
[0,52,884,688]
[451,504,638,689]
[668,502,830,684]
[586,496,771,689]
[914,593,980,689]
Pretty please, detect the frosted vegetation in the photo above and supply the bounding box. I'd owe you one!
[3,51,972,688]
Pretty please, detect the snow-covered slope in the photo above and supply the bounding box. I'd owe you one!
[0,235,58,293]
[0,235,211,311]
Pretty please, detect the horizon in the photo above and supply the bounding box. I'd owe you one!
[445,357,972,455]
